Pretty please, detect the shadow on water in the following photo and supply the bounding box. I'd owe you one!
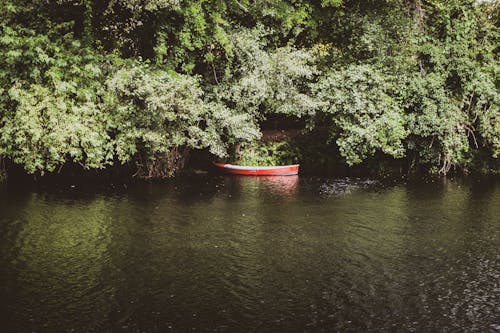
[0,176,498,332]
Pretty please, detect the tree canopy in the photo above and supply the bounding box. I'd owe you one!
[0,0,498,177]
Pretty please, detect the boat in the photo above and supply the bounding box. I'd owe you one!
[213,162,299,176]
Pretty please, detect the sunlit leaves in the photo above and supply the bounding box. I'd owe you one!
[0,0,498,177]
[107,64,259,168]
[218,26,319,119]
[314,65,408,165]
[0,24,258,176]
[2,84,114,174]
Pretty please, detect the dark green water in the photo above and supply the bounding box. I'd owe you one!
[0,176,499,332]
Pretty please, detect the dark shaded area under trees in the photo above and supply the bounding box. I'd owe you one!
[0,0,498,180]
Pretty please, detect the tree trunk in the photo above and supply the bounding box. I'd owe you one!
[0,155,6,182]
[137,147,190,179]
[405,0,426,29]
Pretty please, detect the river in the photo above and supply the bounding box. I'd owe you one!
[0,176,499,332]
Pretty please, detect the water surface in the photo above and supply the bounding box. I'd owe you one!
[0,176,499,332]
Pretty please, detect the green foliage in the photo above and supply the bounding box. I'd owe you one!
[235,141,300,166]
[399,0,500,173]
[311,0,499,174]
[154,0,232,74]
[107,64,259,166]
[0,25,116,174]
[3,84,113,174]
[401,73,472,173]
[216,26,319,119]
[0,16,259,177]
[314,65,408,165]
[0,0,498,177]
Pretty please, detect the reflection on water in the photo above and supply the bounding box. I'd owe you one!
[319,178,380,196]
[0,177,499,332]
[253,175,299,197]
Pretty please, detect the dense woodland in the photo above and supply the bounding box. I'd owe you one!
[0,0,498,179]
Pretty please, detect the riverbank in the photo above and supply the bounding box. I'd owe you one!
[1,131,498,183]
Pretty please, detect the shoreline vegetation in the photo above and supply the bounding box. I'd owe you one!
[0,0,498,181]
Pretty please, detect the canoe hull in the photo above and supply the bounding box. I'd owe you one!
[213,163,299,176]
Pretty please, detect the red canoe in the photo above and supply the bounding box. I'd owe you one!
[213,162,299,176]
